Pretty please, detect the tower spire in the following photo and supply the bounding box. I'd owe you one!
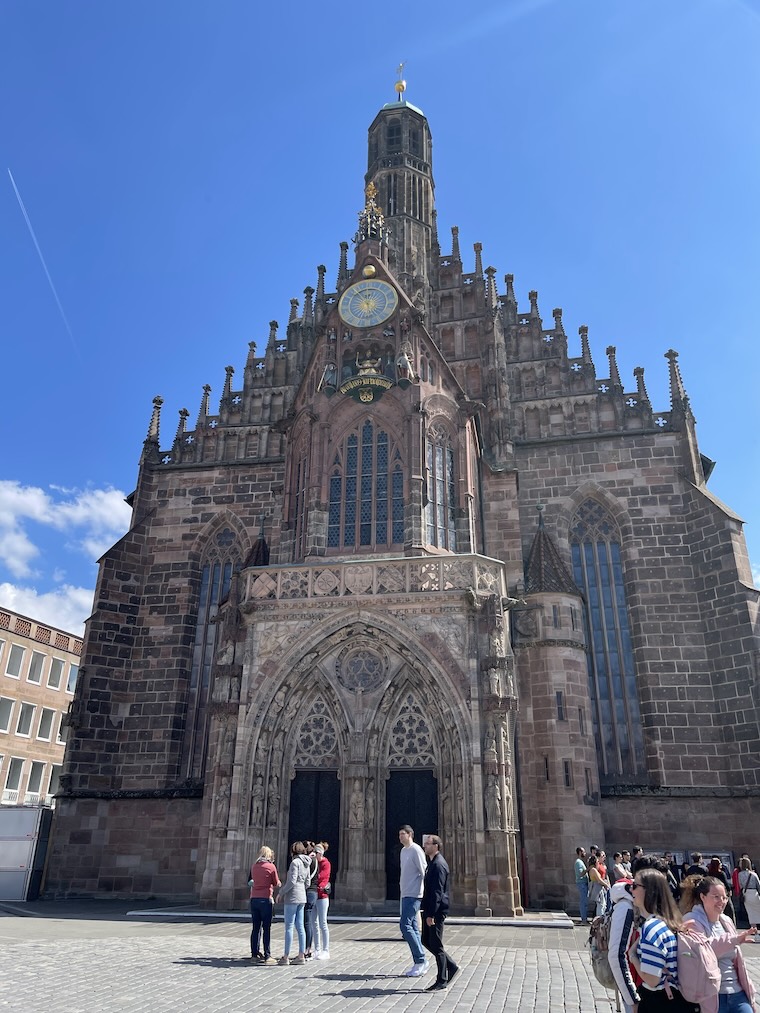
[145,395,163,442]
[606,345,622,389]
[337,241,349,290]
[473,242,483,279]
[633,366,650,405]
[665,348,691,414]
[579,325,593,364]
[451,226,461,264]
[196,384,211,428]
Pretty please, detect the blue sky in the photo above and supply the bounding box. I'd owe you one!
[1,0,759,633]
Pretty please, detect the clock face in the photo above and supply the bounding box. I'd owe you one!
[338,279,398,329]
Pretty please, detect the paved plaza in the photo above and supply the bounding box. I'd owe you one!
[2,903,759,1013]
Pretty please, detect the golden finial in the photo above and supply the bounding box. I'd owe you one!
[365,182,378,202]
[394,61,406,98]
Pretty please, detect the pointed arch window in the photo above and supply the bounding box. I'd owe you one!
[570,500,645,784]
[181,528,239,780]
[425,425,457,549]
[327,420,404,551]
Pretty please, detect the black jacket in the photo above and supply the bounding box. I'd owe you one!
[422,851,450,919]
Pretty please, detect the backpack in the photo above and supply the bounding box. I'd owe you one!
[673,923,720,1007]
[588,909,617,990]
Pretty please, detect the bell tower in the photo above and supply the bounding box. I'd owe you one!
[365,68,436,295]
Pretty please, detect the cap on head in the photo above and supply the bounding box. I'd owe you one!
[315,845,325,855]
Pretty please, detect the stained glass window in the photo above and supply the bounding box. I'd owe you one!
[181,529,239,780]
[570,500,646,784]
[425,426,457,549]
[327,421,404,550]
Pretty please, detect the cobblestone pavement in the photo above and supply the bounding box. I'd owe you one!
[2,905,759,1013]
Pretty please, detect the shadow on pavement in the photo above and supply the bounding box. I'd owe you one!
[175,957,254,968]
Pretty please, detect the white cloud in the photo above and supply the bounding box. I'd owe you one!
[752,563,760,589]
[0,481,132,577]
[0,582,93,635]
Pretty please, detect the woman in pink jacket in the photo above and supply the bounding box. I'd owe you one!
[684,876,757,1013]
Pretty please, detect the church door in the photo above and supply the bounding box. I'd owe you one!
[385,770,438,900]
[288,771,340,895]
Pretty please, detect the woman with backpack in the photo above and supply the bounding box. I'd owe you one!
[738,857,760,940]
[684,875,757,1013]
[628,868,700,1011]
[588,854,611,917]
[275,841,312,965]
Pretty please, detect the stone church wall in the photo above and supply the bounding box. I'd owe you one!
[46,796,201,899]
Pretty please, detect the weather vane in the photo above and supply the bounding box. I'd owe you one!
[395,62,406,99]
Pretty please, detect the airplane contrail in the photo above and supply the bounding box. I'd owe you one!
[7,168,79,356]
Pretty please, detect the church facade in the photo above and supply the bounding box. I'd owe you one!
[46,88,760,913]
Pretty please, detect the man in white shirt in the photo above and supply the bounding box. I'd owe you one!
[398,825,429,977]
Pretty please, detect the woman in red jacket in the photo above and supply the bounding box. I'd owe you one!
[248,846,281,964]
[313,842,332,960]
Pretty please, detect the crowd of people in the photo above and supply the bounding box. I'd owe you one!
[246,826,459,991]
[575,845,760,1013]
[248,839,332,965]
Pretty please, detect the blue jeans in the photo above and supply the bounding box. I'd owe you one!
[400,896,425,964]
[283,902,306,957]
[577,878,588,921]
[718,992,753,1013]
[314,897,329,952]
[250,897,274,957]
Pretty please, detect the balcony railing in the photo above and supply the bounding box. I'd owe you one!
[244,553,506,603]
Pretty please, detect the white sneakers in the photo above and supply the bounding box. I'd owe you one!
[404,961,429,977]
[315,951,330,960]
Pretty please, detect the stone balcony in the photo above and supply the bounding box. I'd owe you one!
[243,553,507,603]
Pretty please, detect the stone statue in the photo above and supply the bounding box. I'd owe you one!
[220,718,236,766]
[356,351,381,375]
[485,774,502,829]
[441,775,451,824]
[349,779,365,828]
[488,667,502,697]
[484,724,497,757]
[365,778,375,828]
[272,730,284,771]
[266,774,280,828]
[213,775,231,826]
[250,774,265,826]
[368,730,378,760]
[456,774,464,827]
[489,627,504,657]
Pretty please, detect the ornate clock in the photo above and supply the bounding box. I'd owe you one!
[338,279,398,329]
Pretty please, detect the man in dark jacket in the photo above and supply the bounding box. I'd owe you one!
[420,835,459,991]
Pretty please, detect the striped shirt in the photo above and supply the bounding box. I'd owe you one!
[638,916,678,991]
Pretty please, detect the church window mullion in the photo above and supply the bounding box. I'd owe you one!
[593,540,625,776]
[571,499,645,786]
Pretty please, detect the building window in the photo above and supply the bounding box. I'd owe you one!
[327,421,404,550]
[571,498,646,784]
[552,604,561,628]
[57,713,67,745]
[578,707,586,737]
[0,697,13,733]
[180,529,239,780]
[3,757,24,803]
[556,691,566,721]
[37,708,56,741]
[584,768,593,797]
[27,651,45,684]
[543,756,550,781]
[15,703,35,737]
[386,119,401,151]
[26,761,45,803]
[563,760,573,788]
[425,425,457,549]
[65,665,78,694]
[47,658,64,690]
[6,644,24,679]
[48,764,62,801]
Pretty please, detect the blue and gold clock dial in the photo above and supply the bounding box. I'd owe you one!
[338,279,398,329]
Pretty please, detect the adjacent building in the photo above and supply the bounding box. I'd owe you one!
[44,85,760,913]
[0,607,81,807]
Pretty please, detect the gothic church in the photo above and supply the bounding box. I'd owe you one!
[47,84,760,914]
